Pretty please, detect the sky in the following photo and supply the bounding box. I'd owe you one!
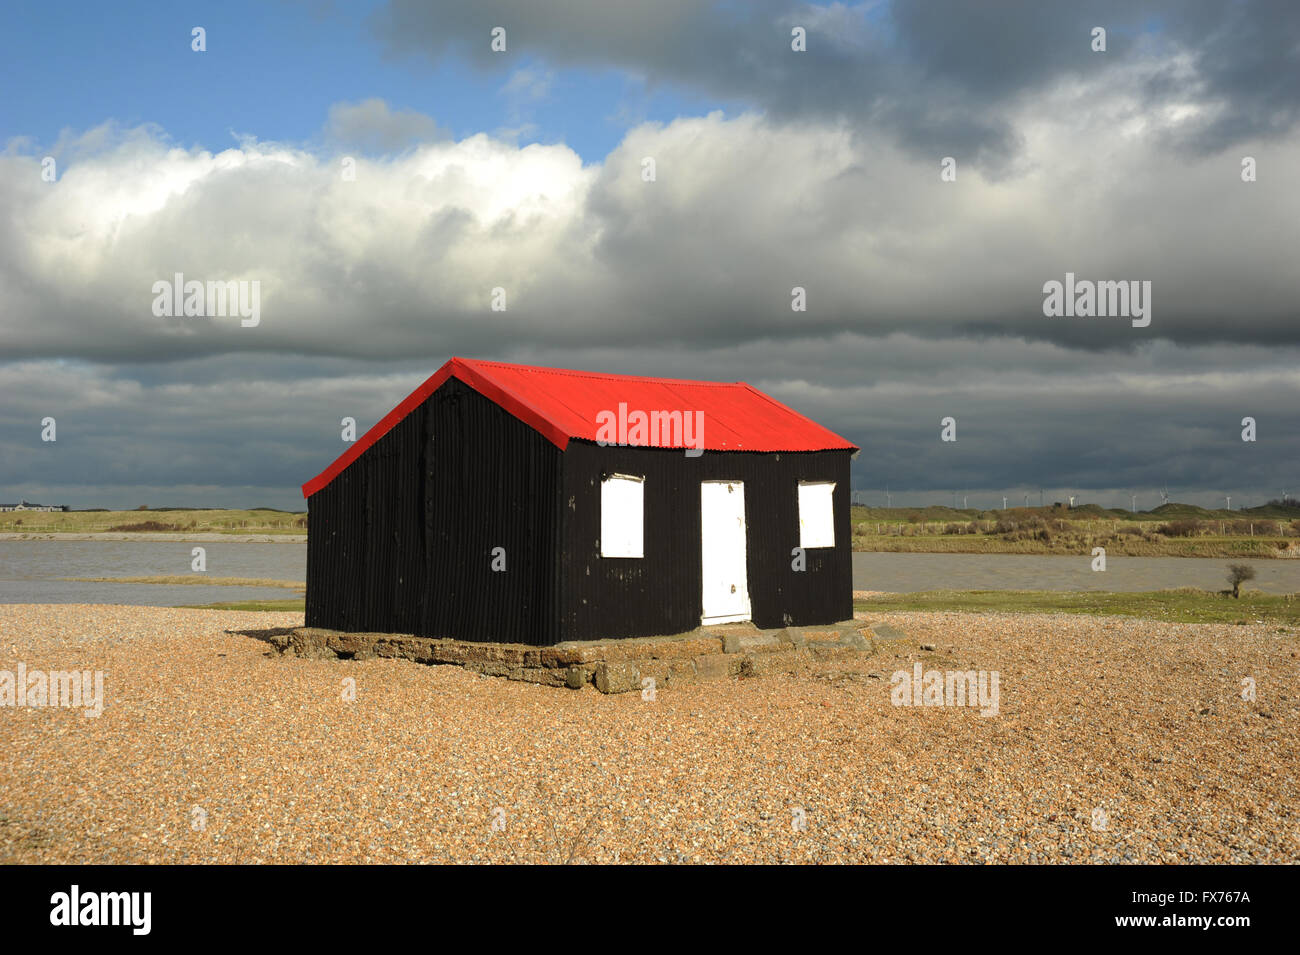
[1,0,1297,511]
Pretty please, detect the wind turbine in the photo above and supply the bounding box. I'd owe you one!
[885,486,892,508]
[1002,496,1008,510]
[1225,495,1231,511]
[1131,494,1137,512]
[1023,493,1030,508]
[963,495,968,509]
[1160,486,1169,506]
[1068,495,1076,508]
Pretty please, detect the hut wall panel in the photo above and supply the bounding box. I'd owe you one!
[419,379,562,645]
[559,443,852,640]
[362,406,428,634]
[307,378,561,645]
[305,466,369,631]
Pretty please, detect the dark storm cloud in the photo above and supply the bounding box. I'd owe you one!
[3,336,1297,510]
[370,0,1300,165]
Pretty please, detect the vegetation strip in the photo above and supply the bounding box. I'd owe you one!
[0,507,306,535]
[180,599,305,612]
[856,589,1300,626]
[65,576,304,589]
[853,504,1300,557]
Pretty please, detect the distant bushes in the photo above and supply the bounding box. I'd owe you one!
[989,517,1052,542]
[858,512,1293,543]
[942,521,987,535]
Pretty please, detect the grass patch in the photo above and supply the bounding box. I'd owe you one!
[65,575,305,589]
[855,589,1300,626]
[180,598,305,612]
[850,504,1300,557]
[850,502,1300,522]
[851,533,1293,557]
[0,508,306,535]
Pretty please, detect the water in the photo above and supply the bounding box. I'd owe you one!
[852,552,1300,594]
[2,541,1296,604]
[0,540,306,606]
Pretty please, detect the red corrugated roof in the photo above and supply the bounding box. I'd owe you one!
[302,358,858,497]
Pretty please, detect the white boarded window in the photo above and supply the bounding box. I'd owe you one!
[601,474,644,558]
[798,481,836,548]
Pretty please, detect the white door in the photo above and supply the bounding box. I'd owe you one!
[700,480,751,624]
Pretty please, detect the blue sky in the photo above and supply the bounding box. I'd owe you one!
[1,0,742,163]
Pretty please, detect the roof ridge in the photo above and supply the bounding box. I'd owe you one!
[461,357,744,388]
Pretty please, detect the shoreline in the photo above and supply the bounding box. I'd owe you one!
[2,532,1296,558]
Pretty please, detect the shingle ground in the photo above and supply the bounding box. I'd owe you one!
[1,604,1296,863]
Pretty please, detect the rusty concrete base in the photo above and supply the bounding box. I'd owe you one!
[268,620,891,693]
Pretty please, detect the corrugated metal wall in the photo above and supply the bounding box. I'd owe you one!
[307,380,852,646]
[559,442,853,640]
[307,378,563,645]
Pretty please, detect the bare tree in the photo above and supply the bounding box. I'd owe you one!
[1226,563,1256,599]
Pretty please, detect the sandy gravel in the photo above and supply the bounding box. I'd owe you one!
[1,603,1296,864]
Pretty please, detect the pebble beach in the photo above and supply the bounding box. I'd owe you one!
[1,603,1296,864]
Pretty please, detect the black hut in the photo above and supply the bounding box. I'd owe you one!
[302,358,859,646]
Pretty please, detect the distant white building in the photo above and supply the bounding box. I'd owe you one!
[0,500,68,512]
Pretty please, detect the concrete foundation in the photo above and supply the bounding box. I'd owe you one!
[265,620,887,693]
